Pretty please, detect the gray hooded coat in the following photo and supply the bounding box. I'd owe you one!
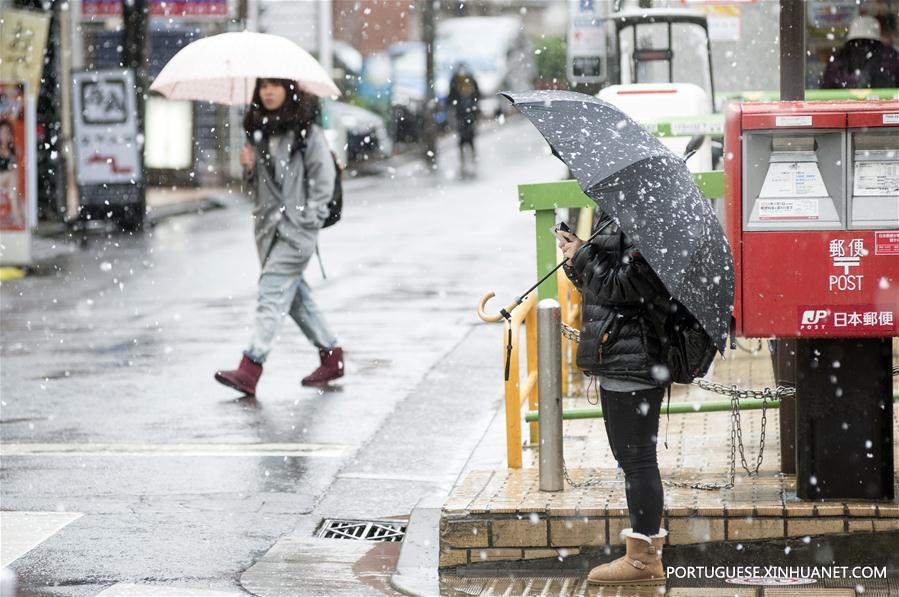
[245,124,336,275]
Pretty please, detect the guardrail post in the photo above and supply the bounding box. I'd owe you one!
[537,299,563,492]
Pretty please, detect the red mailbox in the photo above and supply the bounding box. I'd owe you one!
[725,101,899,339]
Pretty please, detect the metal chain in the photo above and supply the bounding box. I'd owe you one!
[735,338,764,354]
[561,322,580,343]
[695,379,796,400]
[562,383,797,491]
[562,458,607,488]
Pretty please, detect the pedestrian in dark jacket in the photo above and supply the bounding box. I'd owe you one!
[558,209,671,586]
[822,15,899,89]
[447,63,480,175]
[215,78,344,396]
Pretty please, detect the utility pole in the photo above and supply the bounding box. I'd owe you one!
[122,0,149,132]
[421,0,437,170]
[772,0,805,475]
[60,0,79,221]
[121,0,148,228]
[779,0,805,103]
[318,0,333,76]
[318,0,332,129]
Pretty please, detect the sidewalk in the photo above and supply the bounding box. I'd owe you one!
[438,338,899,569]
[145,185,238,223]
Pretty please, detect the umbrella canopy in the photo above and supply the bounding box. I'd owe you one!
[503,90,734,351]
[149,31,340,105]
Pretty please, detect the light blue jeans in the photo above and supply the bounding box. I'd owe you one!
[244,273,338,364]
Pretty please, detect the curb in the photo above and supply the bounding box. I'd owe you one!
[145,193,236,225]
[0,267,26,282]
[389,494,445,597]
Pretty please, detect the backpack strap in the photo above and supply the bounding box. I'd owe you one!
[664,384,671,449]
[729,315,737,351]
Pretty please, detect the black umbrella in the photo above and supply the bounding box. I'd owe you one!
[502,90,734,351]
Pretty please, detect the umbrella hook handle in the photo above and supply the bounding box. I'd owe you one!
[477,292,520,323]
[477,219,613,323]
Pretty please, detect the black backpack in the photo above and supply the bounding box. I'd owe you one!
[254,133,344,228]
[298,141,342,229]
[650,298,718,384]
[320,151,343,229]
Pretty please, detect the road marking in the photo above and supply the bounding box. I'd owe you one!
[96,584,242,597]
[0,443,345,458]
[337,472,451,484]
[0,511,83,567]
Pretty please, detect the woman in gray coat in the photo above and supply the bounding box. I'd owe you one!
[215,78,343,395]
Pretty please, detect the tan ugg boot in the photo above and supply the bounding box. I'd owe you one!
[587,528,667,586]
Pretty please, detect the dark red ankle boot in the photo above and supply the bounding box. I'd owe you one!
[215,356,263,395]
[301,347,344,386]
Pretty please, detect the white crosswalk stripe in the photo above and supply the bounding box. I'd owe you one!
[0,443,345,457]
[0,511,83,567]
[96,583,242,597]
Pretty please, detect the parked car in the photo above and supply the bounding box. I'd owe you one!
[357,42,427,143]
[387,42,427,142]
[357,50,393,116]
[325,101,393,165]
[332,41,364,96]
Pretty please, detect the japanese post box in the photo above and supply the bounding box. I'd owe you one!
[725,101,899,339]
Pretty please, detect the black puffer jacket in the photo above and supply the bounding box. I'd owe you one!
[563,211,670,386]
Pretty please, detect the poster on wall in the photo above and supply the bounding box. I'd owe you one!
[0,9,51,100]
[72,70,143,186]
[81,0,230,18]
[0,82,29,232]
[806,0,857,35]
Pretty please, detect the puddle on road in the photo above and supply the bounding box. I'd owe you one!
[355,358,394,374]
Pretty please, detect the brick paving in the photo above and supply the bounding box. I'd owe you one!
[440,339,899,567]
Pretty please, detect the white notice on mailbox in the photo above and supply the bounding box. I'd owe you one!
[853,162,899,196]
[758,198,819,220]
[759,161,829,198]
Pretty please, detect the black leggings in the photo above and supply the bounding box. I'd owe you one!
[600,386,665,536]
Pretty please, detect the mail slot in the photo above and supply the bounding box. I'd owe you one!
[725,101,899,339]
[848,115,899,230]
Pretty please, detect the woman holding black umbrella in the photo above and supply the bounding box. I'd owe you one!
[558,211,671,586]
[483,89,733,586]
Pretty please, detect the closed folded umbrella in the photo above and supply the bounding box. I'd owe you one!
[149,30,340,105]
[503,90,734,351]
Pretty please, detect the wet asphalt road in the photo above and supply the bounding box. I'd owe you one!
[0,119,566,595]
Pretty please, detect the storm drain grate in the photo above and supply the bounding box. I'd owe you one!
[316,518,407,542]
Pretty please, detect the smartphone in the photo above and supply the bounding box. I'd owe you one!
[551,221,574,242]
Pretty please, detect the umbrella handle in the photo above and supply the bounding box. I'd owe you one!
[477,292,519,323]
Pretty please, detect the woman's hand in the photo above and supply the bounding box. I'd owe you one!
[558,231,585,265]
[240,144,256,174]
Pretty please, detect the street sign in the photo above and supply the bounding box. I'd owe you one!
[72,70,142,186]
[567,0,609,85]
[71,69,145,227]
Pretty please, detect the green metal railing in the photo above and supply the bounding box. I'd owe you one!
[524,393,899,422]
[717,88,899,104]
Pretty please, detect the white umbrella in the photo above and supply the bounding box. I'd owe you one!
[149,30,340,105]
